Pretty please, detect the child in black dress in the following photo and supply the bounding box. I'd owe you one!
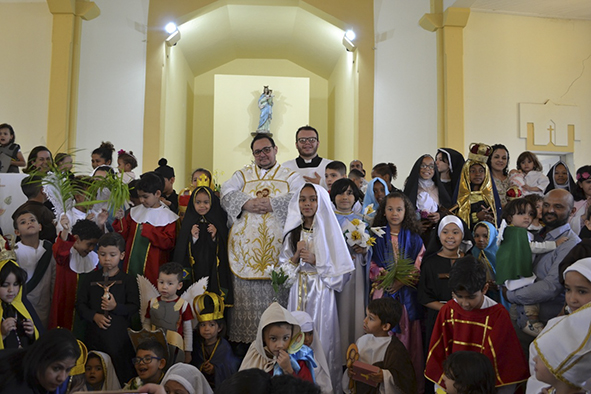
[173,186,233,308]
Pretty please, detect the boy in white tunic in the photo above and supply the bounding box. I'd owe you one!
[14,210,55,328]
[343,297,417,394]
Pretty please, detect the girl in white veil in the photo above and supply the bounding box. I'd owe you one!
[280,183,355,391]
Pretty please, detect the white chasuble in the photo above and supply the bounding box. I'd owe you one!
[225,163,300,279]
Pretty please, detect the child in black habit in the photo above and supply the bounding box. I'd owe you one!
[173,186,233,308]
[76,232,139,385]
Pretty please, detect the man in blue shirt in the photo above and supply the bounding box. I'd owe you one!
[504,189,580,355]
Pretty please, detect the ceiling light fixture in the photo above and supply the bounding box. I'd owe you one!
[165,22,177,34]
[342,29,356,52]
[165,22,181,47]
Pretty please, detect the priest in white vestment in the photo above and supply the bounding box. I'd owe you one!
[221,133,304,343]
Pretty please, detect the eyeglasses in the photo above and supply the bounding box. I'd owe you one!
[297,137,318,144]
[131,356,162,365]
[420,164,435,170]
[253,146,274,156]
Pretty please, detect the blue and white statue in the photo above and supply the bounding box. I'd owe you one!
[257,86,274,133]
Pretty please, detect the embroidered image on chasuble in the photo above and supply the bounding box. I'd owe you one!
[425,301,528,387]
[228,165,292,279]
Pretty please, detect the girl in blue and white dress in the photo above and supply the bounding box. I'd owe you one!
[362,177,389,225]
[330,178,372,359]
[280,183,354,392]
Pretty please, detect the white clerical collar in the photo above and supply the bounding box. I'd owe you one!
[301,155,320,164]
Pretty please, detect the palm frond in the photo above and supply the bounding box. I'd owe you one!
[85,171,130,212]
[25,160,88,218]
[376,247,420,290]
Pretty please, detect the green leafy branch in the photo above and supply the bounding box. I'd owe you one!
[376,247,420,291]
[85,170,130,212]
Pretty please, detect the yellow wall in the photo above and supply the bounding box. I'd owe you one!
[0,3,52,156]
[192,58,328,184]
[161,46,195,187]
[212,74,311,182]
[464,12,591,170]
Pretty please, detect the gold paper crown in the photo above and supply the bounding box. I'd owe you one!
[468,142,493,164]
[194,292,225,322]
[195,173,211,188]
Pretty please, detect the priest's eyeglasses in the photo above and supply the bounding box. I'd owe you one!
[253,146,274,156]
[132,356,163,365]
[297,137,318,144]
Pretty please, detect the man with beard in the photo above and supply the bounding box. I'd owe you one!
[221,133,303,344]
[504,189,580,353]
[282,125,332,189]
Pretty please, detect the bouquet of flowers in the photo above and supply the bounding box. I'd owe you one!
[264,263,297,295]
[213,170,224,194]
[375,247,420,291]
[342,218,376,248]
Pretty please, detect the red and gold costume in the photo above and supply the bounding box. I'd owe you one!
[425,298,529,388]
[49,235,98,331]
[113,204,178,285]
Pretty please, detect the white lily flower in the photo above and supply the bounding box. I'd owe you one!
[371,226,387,237]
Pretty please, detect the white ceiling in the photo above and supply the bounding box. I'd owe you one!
[176,4,345,78]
